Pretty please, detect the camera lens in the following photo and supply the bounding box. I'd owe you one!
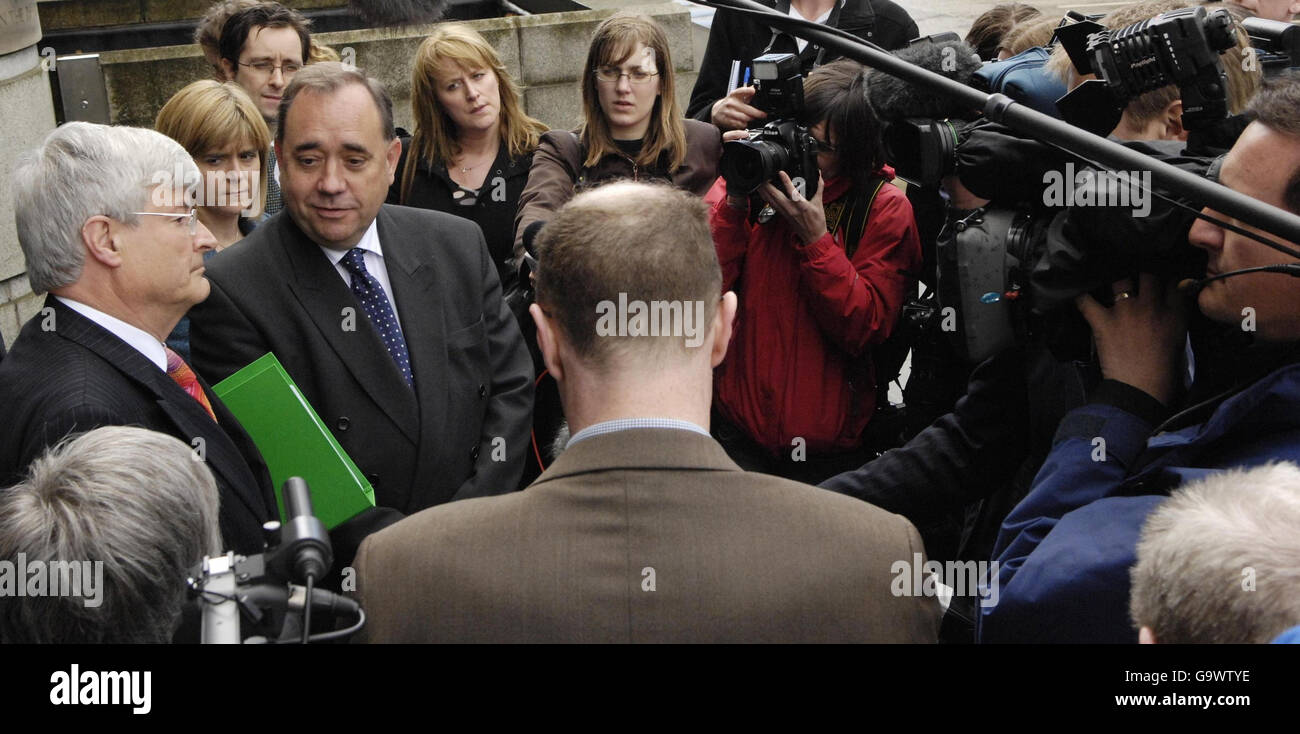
[721,139,790,194]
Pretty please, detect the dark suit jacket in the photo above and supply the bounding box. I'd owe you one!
[0,298,277,555]
[188,206,534,514]
[355,428,940,643]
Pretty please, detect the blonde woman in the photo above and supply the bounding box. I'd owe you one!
[391,23,547,289]
[513,13,722,262]
[155,80,270,250]
[156,79,269,359]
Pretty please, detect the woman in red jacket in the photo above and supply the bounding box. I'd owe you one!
[710,59,922,484]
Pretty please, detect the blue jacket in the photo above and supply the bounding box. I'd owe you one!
[980,362,1300,643]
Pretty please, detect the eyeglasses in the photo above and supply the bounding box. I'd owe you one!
[132,209,198,235]
[809,136,838,154]
[238,60,303,76]
[593,66,659,84]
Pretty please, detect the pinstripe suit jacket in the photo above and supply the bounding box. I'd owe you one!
[355,428,941,643]
[0,297,277,555]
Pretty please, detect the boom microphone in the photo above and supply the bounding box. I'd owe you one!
[867,35,983,122]
[1178,263,1300,293]
[348,0,448,26]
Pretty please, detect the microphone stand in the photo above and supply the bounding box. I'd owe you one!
[688,0,1300,252]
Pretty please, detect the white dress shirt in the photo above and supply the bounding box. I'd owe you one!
[56,296,168,371]
[318,219,404,332]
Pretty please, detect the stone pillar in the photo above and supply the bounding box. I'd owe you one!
[0,0,56,348]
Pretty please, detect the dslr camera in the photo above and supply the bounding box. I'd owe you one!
[720,53,821,199]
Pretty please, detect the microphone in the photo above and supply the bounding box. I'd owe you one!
[867,36,983,122]
[288,584,362,618]
[1178,263,1300,293]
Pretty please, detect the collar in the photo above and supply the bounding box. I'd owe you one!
[536,427,741,486]
[567,417,711,448]
[54,296,168,371]
[318,218,382,266]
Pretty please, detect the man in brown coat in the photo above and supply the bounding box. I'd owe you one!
[353,181,939,643]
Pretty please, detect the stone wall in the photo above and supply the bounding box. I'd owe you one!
[0,42,57,349]
[99,2,696,133]
[36,0,345,30]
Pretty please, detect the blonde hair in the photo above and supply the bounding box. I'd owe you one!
[155,80,270,217]
[580,13,687,171]
[402,23,547,203]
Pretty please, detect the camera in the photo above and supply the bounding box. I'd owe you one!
[1241,17,1300,78]
[1056,6,1237,136]
[719,53,821,198]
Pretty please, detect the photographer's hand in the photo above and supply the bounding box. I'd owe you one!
[1075,273,1186,406]
[711,86,767,131]
[758,171,827,246]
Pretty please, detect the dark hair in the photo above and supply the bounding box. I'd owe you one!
[218,2,311,72]
[801,59,885,185]
[534,182,720,365]
[1247,71,1300,213]
[966,3,1041,61]
[277,62,396,143]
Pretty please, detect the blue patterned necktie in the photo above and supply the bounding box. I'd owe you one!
[265,146,283,215]
[340,248,413,387]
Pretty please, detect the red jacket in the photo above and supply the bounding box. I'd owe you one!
[710,168,921,455]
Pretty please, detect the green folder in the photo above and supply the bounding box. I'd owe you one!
[213,352,376,529]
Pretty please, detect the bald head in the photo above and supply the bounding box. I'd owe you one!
[533,182,722,368]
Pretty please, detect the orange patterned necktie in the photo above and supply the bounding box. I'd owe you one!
[164,347,217,422]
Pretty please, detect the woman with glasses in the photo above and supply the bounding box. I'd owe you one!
[709,59,922,484]
[156,79,270,359]
[390,23,548,291]
[513,12,722,263]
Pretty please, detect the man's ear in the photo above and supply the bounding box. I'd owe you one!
[531,302,563,382]
[1139,626,1157,645]
[1161,99,1188,142]
[385,135,402,185]
[218,57,236,82]
[81,216,121,268]
[709,291,738,369]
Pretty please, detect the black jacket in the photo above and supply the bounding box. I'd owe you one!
[188,206,535,514]
[0,298,277,555]
[687,0,918,122]
[389,137,532,292]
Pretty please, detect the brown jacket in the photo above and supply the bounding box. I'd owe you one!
[354,428,941,643]
[512,120,722,265]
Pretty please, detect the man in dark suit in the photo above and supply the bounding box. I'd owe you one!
[188,63,533,514]
[0,123,277,555]
[354,182,939,643]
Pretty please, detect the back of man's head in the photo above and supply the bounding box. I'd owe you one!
[0,427,223,643]
[1131,462,1300,643]
[533,182,722,372]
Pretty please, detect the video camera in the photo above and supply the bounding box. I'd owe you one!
[1241,17,1300,78]
[1056,5,1237,136]
[719,53,821,199]
[925,7,1242,363]
[189,477,365,644]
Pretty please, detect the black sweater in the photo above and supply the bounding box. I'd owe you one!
[687,0,918,122]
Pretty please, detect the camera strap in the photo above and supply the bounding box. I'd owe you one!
[830,175,886,258]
